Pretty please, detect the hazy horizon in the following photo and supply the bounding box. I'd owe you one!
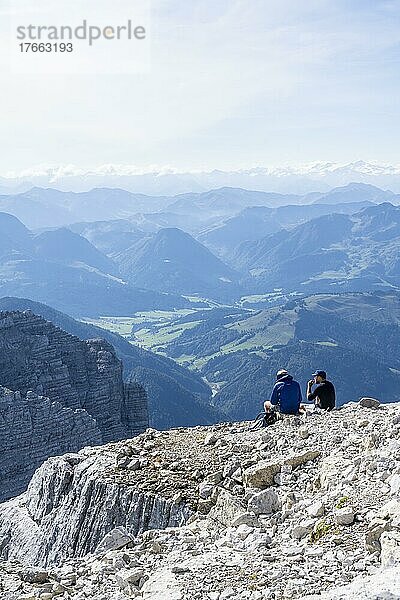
[2,160,400,195]
[2,1,399,172]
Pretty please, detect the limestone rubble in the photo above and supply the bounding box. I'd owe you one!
[0,401,400,599]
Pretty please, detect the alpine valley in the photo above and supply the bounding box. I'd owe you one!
[0,182,400,599]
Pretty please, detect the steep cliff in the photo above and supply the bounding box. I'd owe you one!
[0,310,144,441]
[0,401,399,599]
[0,431,190,566]
[0,296,219,430]
[0,310,148,501]
[0,386,102,501]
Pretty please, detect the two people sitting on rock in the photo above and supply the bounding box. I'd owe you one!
[264,369,336,416]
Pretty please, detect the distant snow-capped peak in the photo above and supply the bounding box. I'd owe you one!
[3,160,400,181]
[2,161,400,195]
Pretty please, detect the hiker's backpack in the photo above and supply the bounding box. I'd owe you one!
[250,411,278,430]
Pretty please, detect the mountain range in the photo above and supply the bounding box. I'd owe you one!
[0,182,397,230]
[233,202,400,295]
[3,161,400,194]
[0,213,193,316]
[113,227,242,301]
[199,200,373,257]
[0,183,400,429]
[68,198,400,302]
[0,187,172,229]
[1,186,400,312]
[0,210,241,308]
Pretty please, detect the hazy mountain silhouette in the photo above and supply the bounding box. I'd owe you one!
[1,182,395,230]
[115,227,242,301]
[0,187,171,229]
[199,201,372,257]
[33,228,116,273]
[0,212,32,256]
[0,214,192,316]
[233,203,400,294]
[69,220,147,255]
[310,182,395,205]
[4,161,400,195]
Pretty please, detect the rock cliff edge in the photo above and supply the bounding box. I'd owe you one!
[0,401,400,598]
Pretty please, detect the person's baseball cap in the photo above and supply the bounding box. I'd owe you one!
[276,369,289,379]
[312,370,327,379]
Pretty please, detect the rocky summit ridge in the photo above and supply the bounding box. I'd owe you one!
[0,401,400,599]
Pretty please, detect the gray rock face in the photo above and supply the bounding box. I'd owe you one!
[0,443,190,566]
[0,386,102,501]
[0,310,148,441]
[243,450,321,489]
[0,310,148,500]
[334,506,355,525]
[94,527,134,555]
[122,381,149,438]
[209,488,246,527]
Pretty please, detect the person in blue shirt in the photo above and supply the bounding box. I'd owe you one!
[264,369,303,415]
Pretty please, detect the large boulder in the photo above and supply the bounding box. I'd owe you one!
[365,519,391,554]
[208,489,246,527]
[243,451,321,489]
[95,527,134,555]
[243,460,281,489]
[334,507,355,526]
[247,489,281,516]
[285,450,321,469]
[365,499,400,554]
[291,519,315,540]
[359,397,380,409]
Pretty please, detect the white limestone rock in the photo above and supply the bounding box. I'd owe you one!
[0,402,400,600]
[231,513,260,528]
[247,489,281,516]
[209,489,246,527]
[204,433,218,446]
[115,566,145,588]
[307,500,325,518]
[334,507,355,526]
[95,527,134,555]
[291,519,315,540]
[388,473,400,496]
[20,567,49,583]
[243,451,320,489]
[303,566,400,599]
[380,530,400,568]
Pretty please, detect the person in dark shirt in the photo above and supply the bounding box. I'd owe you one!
[264,369,303,415]
[307,370,335,410]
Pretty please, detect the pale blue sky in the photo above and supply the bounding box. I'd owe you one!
[2,0,399,172]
